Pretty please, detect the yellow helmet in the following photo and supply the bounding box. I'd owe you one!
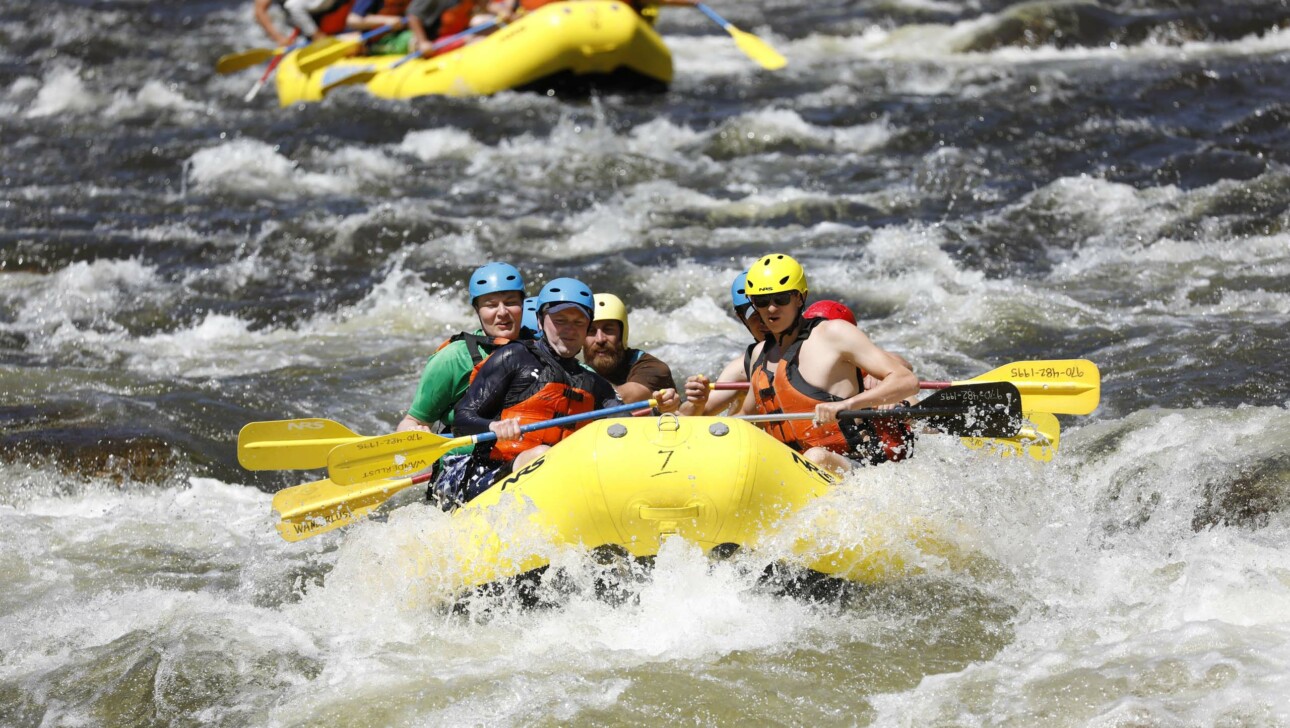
[748,254,808,297]
[592,292,629,347]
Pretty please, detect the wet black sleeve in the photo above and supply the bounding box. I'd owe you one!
[592,375,624,411]
[453,344,532,437]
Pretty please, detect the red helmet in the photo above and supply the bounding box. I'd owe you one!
[803,300,856,325]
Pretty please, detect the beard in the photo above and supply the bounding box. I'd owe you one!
[586,347,622,375]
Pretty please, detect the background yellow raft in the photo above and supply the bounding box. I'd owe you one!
[425,416,955,592]
[276,1,674,105]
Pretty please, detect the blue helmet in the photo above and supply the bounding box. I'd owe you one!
[521,296,541,338]
[536,277,594,317]
[468,262,525,302]
[730,270,751,309]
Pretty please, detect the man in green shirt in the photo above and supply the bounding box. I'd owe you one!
[396,262,527,433]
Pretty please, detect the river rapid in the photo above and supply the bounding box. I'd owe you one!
[3,0,1290,724]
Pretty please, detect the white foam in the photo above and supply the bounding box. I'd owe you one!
[4,258,165,343]
[105,80,206,120]
[869,407,1290,725]
[399,127,482,161]
[186,138,354,197]
[25,66,102,118]
[322,145,408,181]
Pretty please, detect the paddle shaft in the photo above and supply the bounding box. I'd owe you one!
[713,380,1091,393]
[388,19,498,71]
[246,34,303,101]
[327,399,655,484]
[694,3,733,30]
[738,405,994,424]
[920,380,1094,394]
[709,358,1098,415]
[471,398,651,446]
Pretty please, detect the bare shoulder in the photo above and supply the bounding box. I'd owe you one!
[815,319,872,345]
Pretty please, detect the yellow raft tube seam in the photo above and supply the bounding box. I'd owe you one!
[276,0,673,105]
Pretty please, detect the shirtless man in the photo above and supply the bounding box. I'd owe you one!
[689,254,919,473]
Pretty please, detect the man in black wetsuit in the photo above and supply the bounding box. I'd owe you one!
[434,277,679,507]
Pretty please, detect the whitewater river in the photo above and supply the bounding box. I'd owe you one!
[3,0,1290,724]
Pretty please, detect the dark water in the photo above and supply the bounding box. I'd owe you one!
[2,0,1290,725]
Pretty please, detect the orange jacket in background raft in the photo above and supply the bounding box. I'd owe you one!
[318,0,357,33]
[437,0,477,37]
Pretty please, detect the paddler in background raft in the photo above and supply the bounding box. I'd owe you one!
[255,0,356,44]
[407,0,482,55]
[395,262,528,435]
[345,0,414,53]
[439,278,679,507]
[480,0,698,26]
[583,293,677,404]
[688,254,920,474]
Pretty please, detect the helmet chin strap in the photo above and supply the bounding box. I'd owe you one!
[765,304,805,349]
[776,312,803,347]
[778,294,807,347]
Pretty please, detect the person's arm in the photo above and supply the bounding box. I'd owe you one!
[453,345,524,436]
[862,349,914,398]
[396,343,470,431]
[347,0,403,28]
[613,381,653,403]
[255,0,295,44]
[737,341,766,415]
[615,353,675,404]
[680,354,749,416]
[283,0,322,37]
[407,0,452,51]
[814,323,918,423]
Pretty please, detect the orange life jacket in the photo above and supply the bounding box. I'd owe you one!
[488,341,596,462]
[434,332,509,384]
[317,0,357,34]
[518,0,559,10]
[749,318,914,464]
[378,0,411,16]
[437,0,476,38]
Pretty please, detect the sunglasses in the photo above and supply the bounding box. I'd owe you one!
[749,292,796,309]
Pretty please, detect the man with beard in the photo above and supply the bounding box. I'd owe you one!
[583,293,677,404]
[438,279,679,506]
[736,254,919,473]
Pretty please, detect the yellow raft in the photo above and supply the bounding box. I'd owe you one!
[276,1,673,106]
[425,416,953,594]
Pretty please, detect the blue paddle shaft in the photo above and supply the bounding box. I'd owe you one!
[389,19,498,71]
[694,3,731,30]
[471,399,652,445]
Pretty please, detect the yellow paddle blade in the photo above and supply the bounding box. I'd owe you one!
[963,359,1100,415]
[327,430,470,486]
[320,66,377,94]
[296,37,358,74]
[237,418,366,470]
[216,48,277,74]
[962,411,1061,462]
[272,474,420,542]
[728,26,787,70]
